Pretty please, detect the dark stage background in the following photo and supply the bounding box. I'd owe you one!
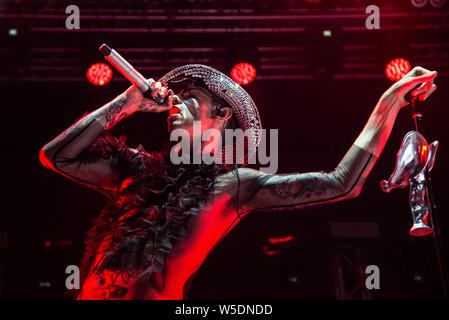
[0,0,448,299]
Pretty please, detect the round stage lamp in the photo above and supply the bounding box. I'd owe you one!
[430,0,447,7]
[87,63,113,86]
[411,0,428,7]
[385,58,411,82]
[231,63,256,85]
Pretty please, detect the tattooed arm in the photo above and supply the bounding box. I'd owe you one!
[39,80,173,193]
[238,67,437,213]
[237,144,376,213]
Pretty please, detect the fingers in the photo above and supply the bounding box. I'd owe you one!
[420,84,437,101]
[159,87,168,98]
[409,66,432,77]
[141,78,173,112]
[397,69,436,100]
[161,89,174,109]
[147,78,171,101]
[172,95,182,106]
[405,68,437,101]
[411,83,427,97]
[411,83,436,101]
[167,90,174,108]
[409,70,437,86]
[148,78,156,91]
[383,66,438,109]
[151,81,162,98]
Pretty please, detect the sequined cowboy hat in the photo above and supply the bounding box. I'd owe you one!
[158,64,262,168]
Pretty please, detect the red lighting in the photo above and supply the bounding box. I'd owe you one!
[421,145,428,159]
[231,63,256,85]
[268,235,294,244]
[262,246,280,256]
[385,58,411,82]
[87,63,113,86]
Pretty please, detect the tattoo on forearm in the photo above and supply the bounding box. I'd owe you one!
[105,94,128,129]
[138,98,156,112]
[267,174,329,199]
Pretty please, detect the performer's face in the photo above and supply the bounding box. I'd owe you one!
[167,85,232,139]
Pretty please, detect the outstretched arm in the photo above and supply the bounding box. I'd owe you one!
[39,80,173,193]
[240,67,437,213]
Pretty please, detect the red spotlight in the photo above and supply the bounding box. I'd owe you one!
[411,0,428,8]
[87,63,113,86]
[385,58,411,82]
[430,0,446,8]
[231,62,256,85]
[268,235,294,245]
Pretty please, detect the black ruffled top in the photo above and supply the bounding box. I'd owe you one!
[75,132,224,299]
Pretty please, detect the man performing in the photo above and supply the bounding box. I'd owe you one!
[39,64,437,300]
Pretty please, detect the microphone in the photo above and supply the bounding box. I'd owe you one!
[99,43,166,104]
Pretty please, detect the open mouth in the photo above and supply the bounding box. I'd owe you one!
[167,106,182,125]
[169,106,181,116]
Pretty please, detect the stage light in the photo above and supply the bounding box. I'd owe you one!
[38,282,51,288]
[411,0,428,8]
[86,63,113,86]
[288,276,298,284]
[413,273,424,282]
[231,62,256,85]
[323,30,332,37]
[385,58,411,81]
[430,0,447,7]
[8,28,18,36]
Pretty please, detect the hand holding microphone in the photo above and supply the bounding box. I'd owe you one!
[99,43,174,113]
[123,78,175,114]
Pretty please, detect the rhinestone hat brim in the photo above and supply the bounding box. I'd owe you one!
[158,64,262,167]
